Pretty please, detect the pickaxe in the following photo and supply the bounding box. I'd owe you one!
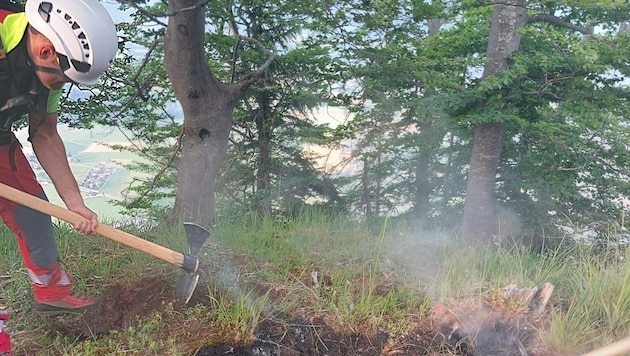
[0,182,209,304]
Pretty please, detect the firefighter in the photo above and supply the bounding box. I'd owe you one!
[0,0,117,353]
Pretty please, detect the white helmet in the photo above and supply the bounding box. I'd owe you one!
[25,0,118,85]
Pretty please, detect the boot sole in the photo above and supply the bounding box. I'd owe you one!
[32,302,97,316]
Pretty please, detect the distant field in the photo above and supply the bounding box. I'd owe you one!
[64,141,88,157]
[17,125,147,221]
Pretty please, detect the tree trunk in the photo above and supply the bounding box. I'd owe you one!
[255,94,272,214]
[164,0,241,226]
[462,123,505,240]
[413,18,443,221]
[461,0,527,241]
[375,152,381,216]
[414,152,431,218]
[361,156,372,218]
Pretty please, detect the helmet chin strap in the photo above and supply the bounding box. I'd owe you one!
[29,62,65,76]
[26,59,75,86]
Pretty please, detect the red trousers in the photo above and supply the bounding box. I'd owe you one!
[0,308,10,355]
[0,136,72,302]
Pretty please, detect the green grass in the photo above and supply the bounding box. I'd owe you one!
[212,211,630,355]
[1,203,630,355]
[5,127,628,354]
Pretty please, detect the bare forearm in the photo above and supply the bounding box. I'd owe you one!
[28,109,98,234]
[32,134,82,208]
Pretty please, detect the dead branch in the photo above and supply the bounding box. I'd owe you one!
[105,37,164,122]
[236,35,277,89]
[126,125,184,209]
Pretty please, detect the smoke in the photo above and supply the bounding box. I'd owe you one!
[383,220,552,355]
[383,224,457,297]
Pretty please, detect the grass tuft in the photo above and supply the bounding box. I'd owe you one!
[1,210,630,354]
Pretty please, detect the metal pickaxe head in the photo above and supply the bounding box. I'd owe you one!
[176,222,210,304]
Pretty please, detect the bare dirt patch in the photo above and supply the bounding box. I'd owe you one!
[33,270,562,356]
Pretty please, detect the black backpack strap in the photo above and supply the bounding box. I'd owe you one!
[0,30,10,112]
[0,1,25,14]
[0,40,32,136]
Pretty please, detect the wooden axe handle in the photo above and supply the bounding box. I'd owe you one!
[582,335,630,356]
[0,182,190,269]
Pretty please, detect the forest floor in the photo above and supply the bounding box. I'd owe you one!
[3,219,583,356]
[34,266,563,356]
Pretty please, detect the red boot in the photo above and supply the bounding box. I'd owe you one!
[0,308,12,356]
[33,293,98,315]
[29,263,98,315]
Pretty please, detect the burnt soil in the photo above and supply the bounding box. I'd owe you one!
[26,270,563,356]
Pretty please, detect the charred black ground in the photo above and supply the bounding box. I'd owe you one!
[22,271,563,356]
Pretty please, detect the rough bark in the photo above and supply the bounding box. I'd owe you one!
[461,0,528,241]
[462,123,506,240]
[255,93,272,214]
[164,1,241,226]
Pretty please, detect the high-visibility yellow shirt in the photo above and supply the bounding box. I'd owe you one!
[0,12,61,114]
